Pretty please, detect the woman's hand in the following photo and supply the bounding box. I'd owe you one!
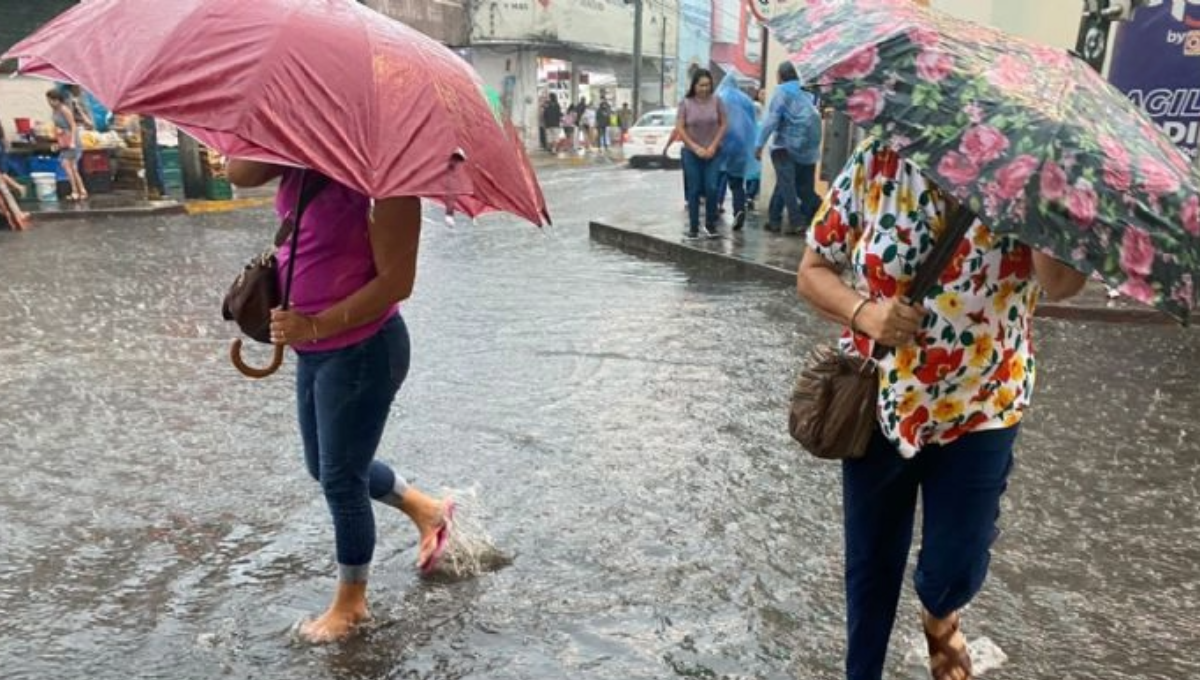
[858,298,927,347]
[270,308,320,346]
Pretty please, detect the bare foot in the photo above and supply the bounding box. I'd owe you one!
[298,581,370,644]
[299,605,369,643]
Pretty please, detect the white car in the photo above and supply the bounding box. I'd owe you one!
[624,109,682,168]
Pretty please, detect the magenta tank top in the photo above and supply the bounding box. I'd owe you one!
[275,169,396,353]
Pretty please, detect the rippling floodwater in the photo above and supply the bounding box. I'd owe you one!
[1,165,1198,679]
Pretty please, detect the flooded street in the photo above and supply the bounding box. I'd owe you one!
[1,164,1198,679]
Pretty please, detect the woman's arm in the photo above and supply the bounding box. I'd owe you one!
[755,94,783,159]
[706,101,728,155]
[226,159,285,187]
[674,106,703,154]
[296,197,423,342]
[797,249,926,347]
[1032,251,1088,301]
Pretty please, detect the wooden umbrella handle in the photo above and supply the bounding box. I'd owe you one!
[230,339,285,379]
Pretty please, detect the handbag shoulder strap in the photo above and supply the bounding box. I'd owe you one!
[867,194,976,360]
[273,171,330,247]
[279,170,330,311]
[907,196,975,303]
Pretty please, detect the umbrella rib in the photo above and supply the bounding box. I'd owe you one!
[231,1,307,154]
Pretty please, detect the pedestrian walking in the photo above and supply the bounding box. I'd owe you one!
[715,75,757,231]
[755,62,822,234]
[46,89,88,201]
[226,159,457,644]
[745,89,766,212]
[618,102,634,136]
[796,138,1088,680]
[581,104,597,152]
[543,94,563,153]
[676,68,727,240]
[596,99,613,151]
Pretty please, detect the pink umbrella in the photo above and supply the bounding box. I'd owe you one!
[3,0,550,226]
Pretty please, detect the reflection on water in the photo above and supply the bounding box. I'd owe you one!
[0,167,1197,679]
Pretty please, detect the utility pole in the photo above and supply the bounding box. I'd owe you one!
[627,0,644,118]
[659,13,667,108]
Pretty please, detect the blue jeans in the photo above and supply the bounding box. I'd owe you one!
[681,148,721,231]
[295,314,412,583]
[768,150,820,231]
[842,426,1019,680]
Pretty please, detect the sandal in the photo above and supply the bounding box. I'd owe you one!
[417,498,456,575]
[922,609,972,680]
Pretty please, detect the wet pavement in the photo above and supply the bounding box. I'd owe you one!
[0,163,1198,680]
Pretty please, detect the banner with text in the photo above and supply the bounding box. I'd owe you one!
[1108,0,1200,157]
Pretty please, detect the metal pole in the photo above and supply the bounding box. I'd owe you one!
[660,14,667,108]
[759,21,769,92]
[632,0,644,118]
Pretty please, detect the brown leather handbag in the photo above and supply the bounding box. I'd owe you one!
[221,172,327,343]
[789,203,975,460]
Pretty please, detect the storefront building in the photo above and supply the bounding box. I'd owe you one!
[465,0,679,147]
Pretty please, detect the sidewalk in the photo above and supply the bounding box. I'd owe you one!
[589,211,1176,325]
[17,184,277,222]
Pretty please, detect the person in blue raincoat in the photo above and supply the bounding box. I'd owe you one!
[756,61,823,234]
[714,72,758,231]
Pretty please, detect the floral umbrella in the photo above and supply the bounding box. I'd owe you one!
[771,0,1200,322]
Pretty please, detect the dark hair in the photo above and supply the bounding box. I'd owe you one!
[46,89,65,103]
[686,69,714,98]
[778,61,799,83]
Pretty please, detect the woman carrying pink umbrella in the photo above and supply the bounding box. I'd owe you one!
[5,0,549,644]
[229,160,455,642]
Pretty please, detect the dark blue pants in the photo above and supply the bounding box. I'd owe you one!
[842,426,1018,680]
[727,175,746,220]
[296,314,411,582]
[681,148,721,232]
[768,150,820,232]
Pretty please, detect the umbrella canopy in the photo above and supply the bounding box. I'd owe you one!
[770,0,1200,321]
[3,0,549,226]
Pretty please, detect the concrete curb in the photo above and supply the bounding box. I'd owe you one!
[30,202,188,221]
[589,220,1177,326]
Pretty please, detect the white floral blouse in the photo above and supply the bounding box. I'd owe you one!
[807,139,1042,457]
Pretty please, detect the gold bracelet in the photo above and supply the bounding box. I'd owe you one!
[849,297,872,335]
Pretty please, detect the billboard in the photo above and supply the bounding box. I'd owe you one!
[1108,0,1200,157]
[472,0,675,57]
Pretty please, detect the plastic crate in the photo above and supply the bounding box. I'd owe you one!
[205,177,233,200]
[159,147,181,171]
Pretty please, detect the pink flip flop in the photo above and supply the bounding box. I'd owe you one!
[418,499,456,575]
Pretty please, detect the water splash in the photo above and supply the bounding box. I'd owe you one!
[424,485,511,580]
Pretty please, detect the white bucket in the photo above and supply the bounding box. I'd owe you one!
[31,172,58,203]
